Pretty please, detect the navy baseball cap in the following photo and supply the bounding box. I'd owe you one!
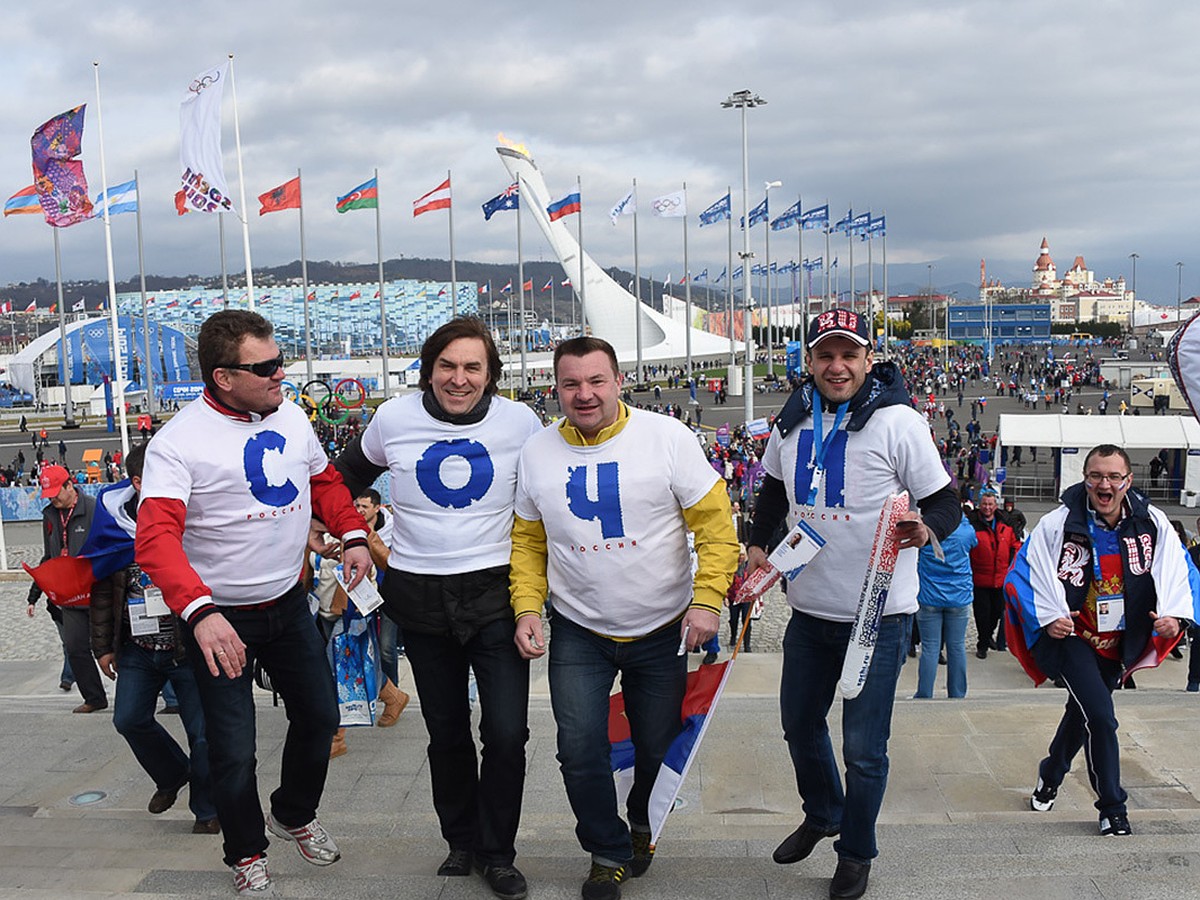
[806,308,871,350]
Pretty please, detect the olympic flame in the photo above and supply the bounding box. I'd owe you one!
[496,132,530,157]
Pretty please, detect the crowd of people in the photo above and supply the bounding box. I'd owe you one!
[15,308,1200,900]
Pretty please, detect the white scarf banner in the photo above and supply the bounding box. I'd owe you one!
[179,62,234,214]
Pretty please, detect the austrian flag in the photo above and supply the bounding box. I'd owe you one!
[413,178,451,216]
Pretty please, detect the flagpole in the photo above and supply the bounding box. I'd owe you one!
[447,169,457,319]
[227,54,255,311]
[824,200,831,311]
[796,196,803,347]
[727,186,734,370]
[517,174,528,391]
[882,221,890,360]
[633,179,642,383]
[52,229,76,428]
[374,167,389,396]
[549,272,556,330]
[682,182,692,378]
[219,213,230,307]
[576,174,585,334]
[297,168,313,385]
[133,170,156,419]
[764,196,773,379]
[848,210,855,311]
[867,231,874,346]
[93,62,130,461]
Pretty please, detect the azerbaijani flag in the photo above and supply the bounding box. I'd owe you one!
[24,481,138,607]
[4,185,40,216]
[336,177,378,213]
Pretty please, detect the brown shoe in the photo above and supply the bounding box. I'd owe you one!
[330,728,348,759]
[377,679,410,728]
[72,702,108,714]
[192,817,221,834]
[149,777,188,814]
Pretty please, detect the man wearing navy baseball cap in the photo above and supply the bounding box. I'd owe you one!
[806,308,871,351]
[746,306,961,899]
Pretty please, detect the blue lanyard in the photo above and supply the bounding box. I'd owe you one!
[1086,514,1110,585]
[806,401,849,506]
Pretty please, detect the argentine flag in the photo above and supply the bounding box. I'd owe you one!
[92,180,138,217]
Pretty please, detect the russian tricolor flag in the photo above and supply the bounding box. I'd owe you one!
[24,481,138,607]
[547,191,582,222]
[608,660,733,845]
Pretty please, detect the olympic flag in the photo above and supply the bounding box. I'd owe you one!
[178,62,234,214]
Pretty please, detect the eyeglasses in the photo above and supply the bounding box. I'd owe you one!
[221,354,285,378]
[1084,473,1130,487]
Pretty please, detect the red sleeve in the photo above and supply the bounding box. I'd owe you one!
[135,496,215,622]
[310,463,371,542]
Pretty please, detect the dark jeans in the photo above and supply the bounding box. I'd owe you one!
[972,586,1005,651]
[1032,635,1127,817]
[403,617,530,867]
[113,641,215,821]
[1189,628,1200,687]
[728,603,752,651]
[61,607,106,706]
[183,584,339,866]
[548,610,686,866]
[780,610,912,864]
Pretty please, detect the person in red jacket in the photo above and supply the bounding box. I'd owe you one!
[969,490,1019,658]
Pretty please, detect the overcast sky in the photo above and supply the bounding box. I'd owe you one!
[2,0,1198,304]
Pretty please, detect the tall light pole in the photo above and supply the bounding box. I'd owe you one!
[764,179,781,378]
[1178,261,1184,323]
[1129,252,1139,334]
[722,89,766,420]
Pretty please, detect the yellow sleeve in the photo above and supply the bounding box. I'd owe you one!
[509,514,549,621]
[681,480,740,614]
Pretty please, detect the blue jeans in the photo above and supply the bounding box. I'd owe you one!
[548,610,687,866]
[914,605,969,699]
[780,610,912,864]
[113,641,215,821]
[379,613,403,686]
[182,584,339,866]
[403,616,529,866]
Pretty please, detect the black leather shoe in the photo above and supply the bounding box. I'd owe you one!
[438,848,472,876]
[829,858,870,899]
[475,863,528,900]
[773,820,839,864]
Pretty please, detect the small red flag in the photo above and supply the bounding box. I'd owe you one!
[258,177,302,215]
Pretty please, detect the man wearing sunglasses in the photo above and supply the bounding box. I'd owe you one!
[136,310,372,896]
[1006,444,1196,838]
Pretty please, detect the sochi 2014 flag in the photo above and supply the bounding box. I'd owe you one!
[31,105,94,227]
[23,480,138,607]
[1169,310,1200,418]
[179,62,234,214]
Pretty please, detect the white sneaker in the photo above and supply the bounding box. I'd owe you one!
[1030,776,1057,812]
[231,853,273,896]
[266,812,341,866]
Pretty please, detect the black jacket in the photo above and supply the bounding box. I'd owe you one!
[27,491,96,608]
[90,567,189,665]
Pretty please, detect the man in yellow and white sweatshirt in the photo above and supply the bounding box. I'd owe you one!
[510,336,738,900]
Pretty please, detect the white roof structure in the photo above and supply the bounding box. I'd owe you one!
[998,413,1200,449]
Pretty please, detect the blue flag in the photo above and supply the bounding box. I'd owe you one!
[834,209,853,233]
[699,193,731,227]
[800,204,829,229]
[771,199,801,231]
[740,198,768,229]
[482,183,520,221]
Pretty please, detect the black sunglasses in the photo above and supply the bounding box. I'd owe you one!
[221,354,285,377]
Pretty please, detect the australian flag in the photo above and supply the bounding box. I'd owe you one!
[482,183,519,221]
